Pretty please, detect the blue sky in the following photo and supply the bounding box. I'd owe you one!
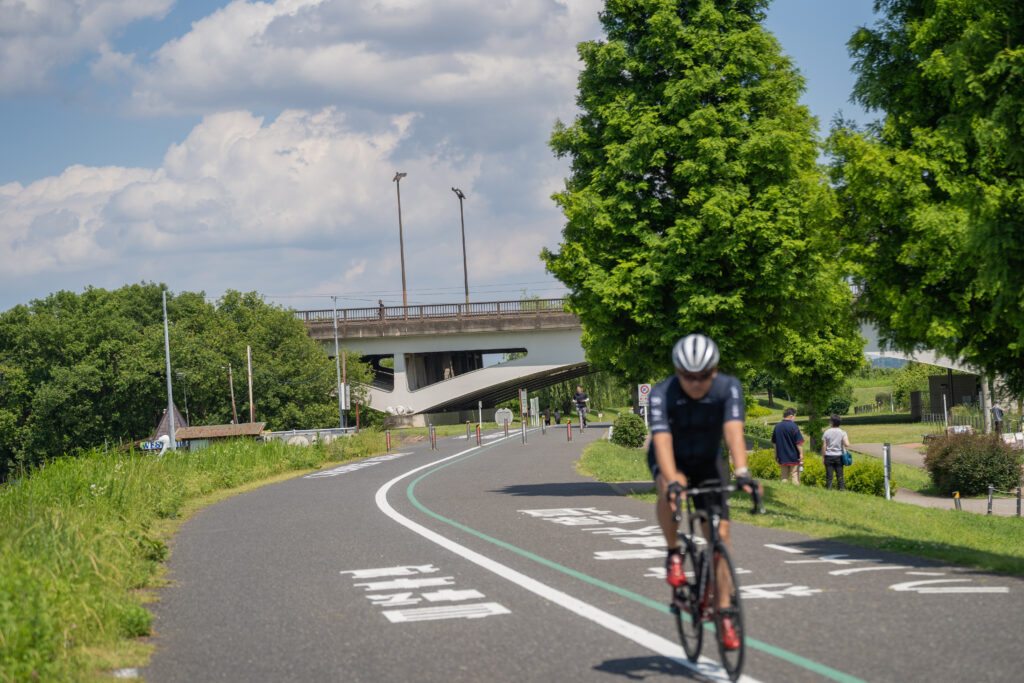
[0,0,878,313]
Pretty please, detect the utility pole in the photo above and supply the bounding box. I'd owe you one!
[247,345,255,422]
[162,290,176,450]
[342,350,348,429]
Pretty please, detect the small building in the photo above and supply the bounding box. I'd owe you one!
[175,423,267,451]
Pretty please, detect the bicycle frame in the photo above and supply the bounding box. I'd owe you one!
[668,480,762,679]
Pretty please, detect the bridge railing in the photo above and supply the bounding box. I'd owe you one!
[295,298,568,323]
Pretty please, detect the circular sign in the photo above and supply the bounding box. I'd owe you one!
[638,384,651,396]
[494,408,514,425]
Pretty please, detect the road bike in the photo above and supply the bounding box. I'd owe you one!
[668,480,763,681]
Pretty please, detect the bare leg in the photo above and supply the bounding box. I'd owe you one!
[655,474,680,550]
[715,520,735,609]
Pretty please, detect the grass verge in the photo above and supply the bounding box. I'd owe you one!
[579,441,1024,577]
[0,431,387,682]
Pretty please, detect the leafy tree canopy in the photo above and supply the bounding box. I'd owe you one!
[0,284,370,480]
[828,0,1024,393]
[544,0,863,403]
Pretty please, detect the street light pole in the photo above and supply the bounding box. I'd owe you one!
[162,290,175,450]
[393,171,408,319]
[452,187,469,307]
[332,296,344,429]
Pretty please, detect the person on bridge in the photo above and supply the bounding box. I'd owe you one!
[572,385,590,427]
[647,333,753,651]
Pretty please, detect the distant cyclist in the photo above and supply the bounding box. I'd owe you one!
[572,385,590,428]
[648,333,753,651]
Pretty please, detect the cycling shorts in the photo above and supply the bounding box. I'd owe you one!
[647,448,730,521]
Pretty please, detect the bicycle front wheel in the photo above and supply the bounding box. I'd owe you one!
[672,545,703,662]
[711,545,745,681]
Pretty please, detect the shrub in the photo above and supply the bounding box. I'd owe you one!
[924,433,1023,496]
[874,392,890,407]
[744,422,773,442]
[611,413,648,448]
[746,449,779,480]
[747,403,772,418]
[845,460,898,497]
[799,455,826,487]
[800,454,896,496]
[826,396,852,415]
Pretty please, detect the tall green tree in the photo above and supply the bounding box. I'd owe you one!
[0,285,370,480]
[828,0,1024,394]
[544,0,863,397]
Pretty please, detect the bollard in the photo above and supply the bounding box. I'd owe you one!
[987,484,994,515]
[567,421,572,442]
[476,424,481,446]
[1018,487,1022,517]
[466,421,471,441]
[882,443,891,500]
[504,420,509,438]
[953,491,962,512]
[386,429,391,453]
[541,419,546,435]
[521,420,527,445]
[429,424,436,450]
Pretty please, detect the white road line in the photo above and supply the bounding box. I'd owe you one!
[764,544,804,554]
[375,442,761,683]
[829,566,912,576]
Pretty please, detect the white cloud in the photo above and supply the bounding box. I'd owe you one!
[0,0,172,94]
[0,107,502,289]
[130,0,602,118]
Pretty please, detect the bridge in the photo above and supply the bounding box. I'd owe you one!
[296,299,589,423]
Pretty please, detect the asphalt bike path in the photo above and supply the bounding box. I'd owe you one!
[142,425,1023,682]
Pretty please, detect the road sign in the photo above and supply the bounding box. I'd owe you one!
[638,383,651,406]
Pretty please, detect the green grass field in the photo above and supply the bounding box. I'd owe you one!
[579,440,1024,576]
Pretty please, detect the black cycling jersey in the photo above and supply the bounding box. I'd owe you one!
[572,391,589,410]
[648,372,744,465]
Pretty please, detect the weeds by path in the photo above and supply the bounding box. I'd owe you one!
[0,432,385,682]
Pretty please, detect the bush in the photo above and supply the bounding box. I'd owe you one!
[744,422,773,442]
[924,433,1023,496]
[845,460,898,497]
[747,403,772,418]
[826,396,852,415]
[611,413,648,448]
[800,454,896,496]
[874,392,890,407]
[746,449,779,480]
[798,455,826,487]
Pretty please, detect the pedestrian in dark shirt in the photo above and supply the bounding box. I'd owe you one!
[378,299,386,320]
[771,407,804,484]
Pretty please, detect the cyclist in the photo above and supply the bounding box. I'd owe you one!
[647,333,754,650]
[572,385,590,428]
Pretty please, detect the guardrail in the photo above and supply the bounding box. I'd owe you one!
[294,298,568,323]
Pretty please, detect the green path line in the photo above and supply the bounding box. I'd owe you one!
[406,445,867,683]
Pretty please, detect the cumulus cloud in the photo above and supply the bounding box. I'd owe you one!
[0,0,172,94]
[130,0,602,119]
[0,107,525,300]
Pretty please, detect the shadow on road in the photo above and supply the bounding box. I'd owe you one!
[488,481,625,497]
[592,655,704,680]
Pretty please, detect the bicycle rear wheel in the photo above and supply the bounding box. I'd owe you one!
[671,544,703,662]
[710,545,745,681]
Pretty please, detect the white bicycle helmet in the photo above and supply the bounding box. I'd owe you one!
[672,333,720,372]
